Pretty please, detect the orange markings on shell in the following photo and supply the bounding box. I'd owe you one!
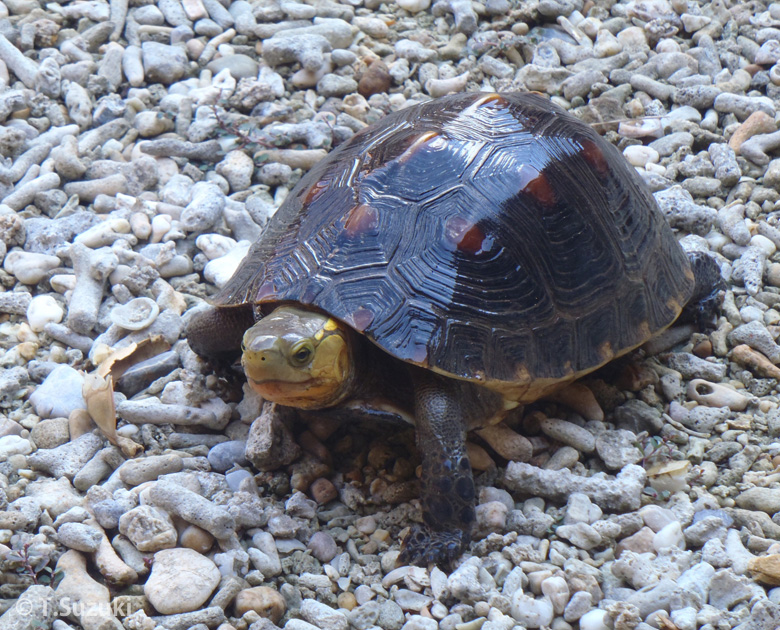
[397,131,441,163]
[580,139,609,175]
[343,204,379,236]
[472,93,508,108]
[303,179,330,205]
[519,165,556,207]
[444,216,489,255]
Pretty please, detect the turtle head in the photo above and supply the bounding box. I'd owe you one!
[241,306,356,409]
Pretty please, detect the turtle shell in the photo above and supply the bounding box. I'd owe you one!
[217,91,694,398]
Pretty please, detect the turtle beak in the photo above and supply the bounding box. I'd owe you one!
[241,334,289,383]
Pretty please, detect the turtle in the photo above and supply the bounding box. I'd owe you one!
[186,91,722,566]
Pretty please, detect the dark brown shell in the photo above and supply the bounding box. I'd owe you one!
[217,92,694,391]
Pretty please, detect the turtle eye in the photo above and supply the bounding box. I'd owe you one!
[290,341,314,367]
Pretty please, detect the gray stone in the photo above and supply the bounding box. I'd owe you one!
[378,600,405,630]
[564,492,601,525]
[181,182,225,232]
[661,352,727,382]
[349,602,380,630]
[563,590,592,622]
[145,548,220,615]
[57,522,104,552]
[729,321,780,363]
[207,440,248,472]
[648,132,694,157]
[714,92,775,120]
[301,599,348,630]
[118,504,177,552]
[317,73,359,97]
[539,417,595,453]
[307,531,339,563]
[27,432,103,480]
[262,33,332,70]
[653,186,716,235]
[92,494,136,530]
[701,538,731,572]
[119,454,184,486]
[683,516,727,547]
[245,403,301,470]
[626,578,681,619]
[400,616,438,630]
[676,561,714,604]
[676,404,729,433]
[141,42,189,84]
[448,559,490,603]
[504,463,646,511]
[226,469,254,492]
[30,417,70,449]
[734,487,780,514]
[708,569,753,609]
[207,53,259,79]
[595,430,642,470]
[147,480,236,540]
[612,399,664,434]
[556,522,603,550]
[394,38,437,62]
[0,585,57,629]
[149,607,226,630]
[738,599,780,630]
[708,143,741,186]
[28,365,86,419]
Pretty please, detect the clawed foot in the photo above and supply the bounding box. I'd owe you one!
[685,250,725,331]
[398,525,470,567]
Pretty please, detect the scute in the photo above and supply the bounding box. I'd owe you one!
[216,92,694,390]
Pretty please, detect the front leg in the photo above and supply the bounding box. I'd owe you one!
[186,304,255,361]
[399,370,476,567]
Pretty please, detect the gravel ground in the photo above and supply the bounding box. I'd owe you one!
[3,0,780,629]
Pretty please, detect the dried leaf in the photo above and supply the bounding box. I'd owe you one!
[646,460,690,478]
[117,435,144,457]
[82,372,118,446]
[95,335,171,380]
[657,617,680,630]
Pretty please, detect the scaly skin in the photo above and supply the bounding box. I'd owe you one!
[399,369,476,566]
[186,304,254,362]
[682,251,725,330]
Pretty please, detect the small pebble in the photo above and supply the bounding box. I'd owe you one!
[234,586,286,623]
[308,531,339,562]
[26,295,64,332]
[207,440,248,472]
[144,548,221,614]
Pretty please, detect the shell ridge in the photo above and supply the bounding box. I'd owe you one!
[224,91,695,388]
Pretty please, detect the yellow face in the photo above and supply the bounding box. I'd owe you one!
[241,306,354,409]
